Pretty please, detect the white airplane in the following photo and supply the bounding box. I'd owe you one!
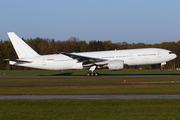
[5,32,177,76]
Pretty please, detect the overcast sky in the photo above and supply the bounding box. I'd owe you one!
[1,0,180,44]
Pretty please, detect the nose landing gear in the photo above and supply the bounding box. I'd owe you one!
[160,67,164,71]
[160,62,166,71]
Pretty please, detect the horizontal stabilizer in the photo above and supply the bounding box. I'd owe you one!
[4,59,32,63]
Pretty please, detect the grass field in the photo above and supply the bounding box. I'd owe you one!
[1,83,180,95]
[0,99,180,120]
[0,77,179,84]
[0,69,180,76]
[0,70,180,119]
[0,77,180,95]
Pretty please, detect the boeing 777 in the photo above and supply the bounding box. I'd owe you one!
[5,32,177,76]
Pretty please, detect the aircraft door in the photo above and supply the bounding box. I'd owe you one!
[157,51,161,62]
[129,53,134,65]
[42,59,46,65]
[129,53,133,59]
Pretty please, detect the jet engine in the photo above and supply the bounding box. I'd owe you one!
[108,60,124,70]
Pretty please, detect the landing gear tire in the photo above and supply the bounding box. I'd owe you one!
[160,67,164,71]
[94,72,99,76]
[86,72,99,76]
[91,73,94,76]
[87,73,91,76]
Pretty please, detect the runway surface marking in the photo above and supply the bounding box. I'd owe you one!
[1,95,180,100]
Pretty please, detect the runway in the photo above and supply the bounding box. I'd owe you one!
[0,75,180,78]
[1,75,180,100]
[1,95,180,100]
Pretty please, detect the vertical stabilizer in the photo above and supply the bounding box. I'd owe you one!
[7,32,39,59]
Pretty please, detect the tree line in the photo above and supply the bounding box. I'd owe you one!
[0,37,180,70]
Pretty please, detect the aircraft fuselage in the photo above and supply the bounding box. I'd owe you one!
[10,48,177,70]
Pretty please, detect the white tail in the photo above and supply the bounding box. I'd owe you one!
[7,32,39,59]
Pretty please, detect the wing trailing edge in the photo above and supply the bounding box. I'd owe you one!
[61,52,108,66]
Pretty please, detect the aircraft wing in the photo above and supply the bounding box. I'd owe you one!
[4,59,32,63]
[61,52,107,65]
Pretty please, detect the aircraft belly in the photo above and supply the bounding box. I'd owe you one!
[126,57,152,66]
[41,61,75,70]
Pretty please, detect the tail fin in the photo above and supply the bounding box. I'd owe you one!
[7,32,39,59]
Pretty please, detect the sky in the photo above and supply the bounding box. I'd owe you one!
[1,0,180,44]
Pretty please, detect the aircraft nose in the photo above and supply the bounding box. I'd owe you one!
[169,51,177,60]
[171,53,177,60]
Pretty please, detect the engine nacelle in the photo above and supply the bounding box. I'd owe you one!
[108,60,124,70]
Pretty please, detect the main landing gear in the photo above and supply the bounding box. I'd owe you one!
[86,72,99,76]
[87,65,99,76]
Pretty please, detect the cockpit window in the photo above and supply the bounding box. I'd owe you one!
[169,52,174,54]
